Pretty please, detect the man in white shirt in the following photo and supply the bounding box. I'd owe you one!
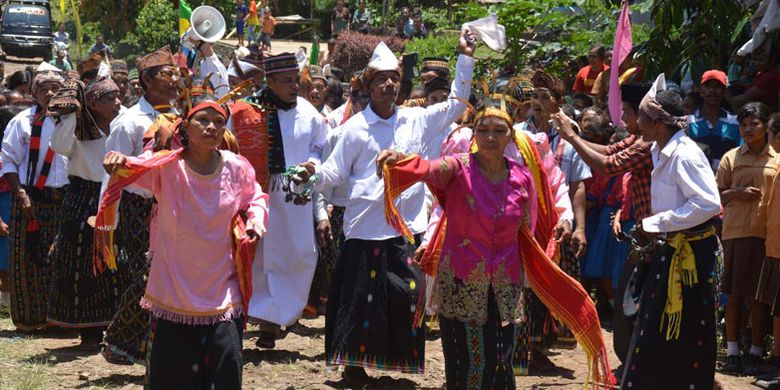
[1,67,66,331]
[308,82,371,317]
[232,52,327,349]
[621,75,721,390]
[300,31,476,381]
[101,46,179,363]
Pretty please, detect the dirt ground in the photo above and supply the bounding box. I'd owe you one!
[0,309,758,390]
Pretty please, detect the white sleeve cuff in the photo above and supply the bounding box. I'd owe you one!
[642,215,663,233]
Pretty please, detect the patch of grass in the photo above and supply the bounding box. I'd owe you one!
[0,360,49,390]
[0,326,51,390]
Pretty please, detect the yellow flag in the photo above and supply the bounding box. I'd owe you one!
[69,0,82,59]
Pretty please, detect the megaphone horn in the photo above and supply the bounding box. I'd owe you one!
[190,6,226,43]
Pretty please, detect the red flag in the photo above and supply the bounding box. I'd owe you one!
[609,1,632,128]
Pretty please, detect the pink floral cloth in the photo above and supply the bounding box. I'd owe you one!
[422,126,571,246]
[133,150,269,325]
[423,153,537,324]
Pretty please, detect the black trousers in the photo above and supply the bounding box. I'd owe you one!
[146,316,244,390]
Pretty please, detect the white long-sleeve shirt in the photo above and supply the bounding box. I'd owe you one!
[642,130,721,233]
[200,53,230,99]
[315,54,475,240]
[1,106,69,188]
[50,111,127,183]
[104,96,165,197]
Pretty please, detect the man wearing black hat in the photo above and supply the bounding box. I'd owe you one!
[231,52,327,349]
[420,57,450,83]
[556,83,654,371]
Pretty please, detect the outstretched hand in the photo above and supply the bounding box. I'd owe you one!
[102,151,128,175]
[376,149,407,178]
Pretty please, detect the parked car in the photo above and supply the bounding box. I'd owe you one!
[0,0,53,60]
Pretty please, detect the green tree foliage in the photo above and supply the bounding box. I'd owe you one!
[640,0,754,78]
[79,0,143,45]
[404,32,460,72]
[121,0,179,56]
[449,0,650,74]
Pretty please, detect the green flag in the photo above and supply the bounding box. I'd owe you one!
[180,0,192,36]
[310,37,320,66]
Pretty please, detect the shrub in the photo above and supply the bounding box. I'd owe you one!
[330,30,405,76]
[403,32,460,75]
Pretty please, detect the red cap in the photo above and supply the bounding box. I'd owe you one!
[701,70,728,86]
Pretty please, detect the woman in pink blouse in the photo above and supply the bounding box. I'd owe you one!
[378,99,538,389]
[102,96,269,389]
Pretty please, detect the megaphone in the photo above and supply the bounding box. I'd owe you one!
[182,6,226,49]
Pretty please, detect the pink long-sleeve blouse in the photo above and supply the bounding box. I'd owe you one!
[424,153,538,324]
[134,150,269,325]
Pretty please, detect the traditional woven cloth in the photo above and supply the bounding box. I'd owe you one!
[662,228,715,340]
[47,177,131,328]
[9,188,63,331]
[103,193,153,364]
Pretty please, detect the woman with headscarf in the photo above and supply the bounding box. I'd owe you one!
[620,75,721,389]
[99,89,268,389]
[381,96,536,388]
[1,66,67,332]
[46,76,131,348]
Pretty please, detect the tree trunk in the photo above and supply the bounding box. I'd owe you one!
[382,0,390,33]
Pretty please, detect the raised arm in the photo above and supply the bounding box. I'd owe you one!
[306,124,358,191]
[420,31,476,147]
[307,114,327,165]
[199,43,230,99]
[49,113,78,158]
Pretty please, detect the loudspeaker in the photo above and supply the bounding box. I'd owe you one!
[189,6,226,43]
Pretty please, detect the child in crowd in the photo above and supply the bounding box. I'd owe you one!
[261,7,277,52]
[720,102,779,375]
[0,106,21,307]
[578,111,619,322]
[246,0,260,45]
[235,0,249,47]
[683,92,702,116]
[754,112,780,386]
